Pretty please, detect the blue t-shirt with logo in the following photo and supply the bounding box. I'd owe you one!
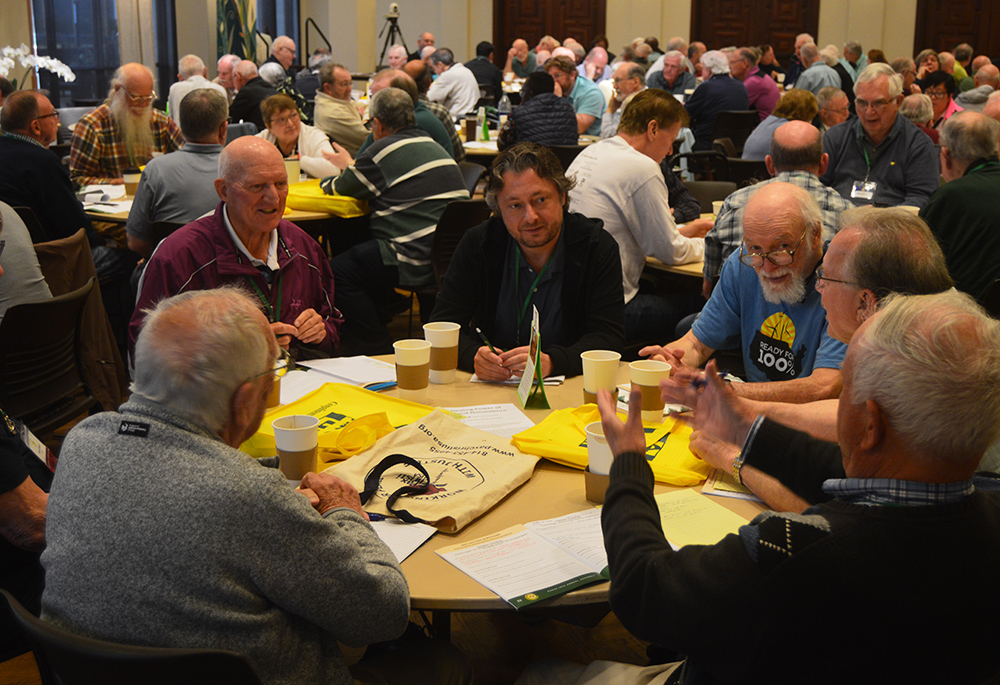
[691,250,847,382]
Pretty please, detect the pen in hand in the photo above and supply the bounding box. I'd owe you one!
[475,327,498,356]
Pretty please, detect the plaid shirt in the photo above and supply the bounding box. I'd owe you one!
[69,104,183,187]
[2,131,46,149]
[703,171,853,282]
[420,96,466,162]
[822,478,975,506]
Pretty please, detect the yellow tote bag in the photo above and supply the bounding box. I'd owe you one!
[511,404,712,486]
[284,178,368,218]
[240,383,433,461]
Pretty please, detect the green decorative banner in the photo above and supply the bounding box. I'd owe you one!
[217,0,256,61]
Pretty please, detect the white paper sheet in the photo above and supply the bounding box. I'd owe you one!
[370,518,436,564]
[442,403,535,439]
[299,356,396,387]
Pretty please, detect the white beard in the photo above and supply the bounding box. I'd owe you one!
[110,92,154,164]
[759,265,808,305]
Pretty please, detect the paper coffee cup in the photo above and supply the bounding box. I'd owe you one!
[630,360,670,423]
[581,350,621,405]
[585,421,613,475]
[423,322,460,384]
[123,167,141,197]
[712,200,724,216]
[283,158,300,184]
[394,339,431,403]
[266,375,281,408]
[272,414,319,480]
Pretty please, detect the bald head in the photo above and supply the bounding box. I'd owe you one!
[768,120,826,174]
[233,60,258,90]
[216,136,288,238]
[110,63,155,115]
[972,55,993,73]
[219,135,283,182]
[372,68,408,94]
[271,36,296,70]
[976,64,1000,89]
[983,91,1000,126]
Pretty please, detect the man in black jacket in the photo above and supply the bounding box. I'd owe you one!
[229,60,277,131]
[557,289,1000,685]
[430,142,624,379]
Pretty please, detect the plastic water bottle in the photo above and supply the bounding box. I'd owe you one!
[498,94,512,131]
[477,106,488,142]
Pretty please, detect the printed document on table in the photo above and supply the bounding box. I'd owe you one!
[299,356,396,387]
[279,369,330,404]
[437,522,608,609]
[655,489,749,550]
[371,518,436,564]
[443,403,535,439]
[471,374,565,386]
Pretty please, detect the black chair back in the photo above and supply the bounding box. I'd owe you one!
[683,181,738,214]
[546,144,585,171]
[1,589,263,685]
[711,111,760,156]
[432,199,493,288]
[457,161,487,195]
[11,206,50,243]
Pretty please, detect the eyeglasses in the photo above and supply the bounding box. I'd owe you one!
[926,90,950,100]
[247,346,292,382]
[122,87,157,105]
[815,267,860,288]
[739,228,808,268]
[34,110,60,121]
[855,97,896,112]
[270,112,300,127]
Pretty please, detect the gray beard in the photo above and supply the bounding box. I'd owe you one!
[759,267,808,305]
[110,93,154,165]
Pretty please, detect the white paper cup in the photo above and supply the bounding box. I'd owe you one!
[394,339,431,403]
[272,414,319,480]
[581,350,621,405]
[585,421,613,475]
[284,158,300,184]
[630,360,670,423]
[712,200,724,216]
[423,322,461,384]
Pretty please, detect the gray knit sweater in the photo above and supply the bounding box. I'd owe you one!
[41,396,410,685]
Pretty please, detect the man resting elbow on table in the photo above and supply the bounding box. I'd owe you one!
[430,142,624,380]
[641,182,846,404]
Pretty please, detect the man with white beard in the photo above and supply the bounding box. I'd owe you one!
[600,61,645,138]
[70,63,183,187]
[640,182,847,403]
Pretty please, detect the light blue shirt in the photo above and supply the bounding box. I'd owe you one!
[566,76,606,136]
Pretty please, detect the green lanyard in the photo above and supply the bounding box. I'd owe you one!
[245,272,284,323]
[514,251,551,345]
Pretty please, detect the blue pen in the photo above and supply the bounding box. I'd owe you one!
[367,512,386,521]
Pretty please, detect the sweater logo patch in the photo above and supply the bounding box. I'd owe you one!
[118,421,150,438]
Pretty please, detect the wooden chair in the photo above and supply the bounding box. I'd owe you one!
[0,278,100,440]
[683,180,737,214]
[1,590,262,685]
[457,161,487,196]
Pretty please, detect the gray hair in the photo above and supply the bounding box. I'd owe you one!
[848,290,1000,463]
[855,62,903,98]
[132,288,273,433]
[178,88,228,140]
[701,50,730,75]
[800,43,820,64]
[318,62,348,87]
[108,63,156,101]
[271,35,294,56]
[817,86,846,110]
[307,51,332,70]
[940,111,1000,162]
[623,62,646,82]
[218,54,241,71]
[900,94,933,125]
[844,41,863,57]
[662,50,685,66]
[428,47,455,67]
[369,87,415,132]
[837,206,954,301]
[178,54,206,79]
[258,62,286,87]
[819,45,840,67]
[736,47,758,67]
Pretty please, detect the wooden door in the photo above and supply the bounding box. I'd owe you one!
[691,0,819,67]
[493,0,606,67]
[914,0,1000,60]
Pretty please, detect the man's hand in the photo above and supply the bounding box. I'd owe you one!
[508,47,518,59]
[701,277,714,301]
[294,308,326,344]
[665,361,758,447]
[500,347,553,379]
[322,143,354,171]
[639,344,687,370]
[597,388,646,458]
[474,345,510,381]
[679,217,713,239]
[270,321,298,349]
[687,429,741,473]
[553,81,563,97]
[298,472,369,518]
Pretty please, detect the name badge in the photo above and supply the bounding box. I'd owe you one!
[118,420,150,438]
[851,180,877,201]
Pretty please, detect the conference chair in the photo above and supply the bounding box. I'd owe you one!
[683,180,737,214]
[710,111,760,156]
[226,121,259,144]
[457,161,487,195]
[712,137,738,158]
[1,590,263,685]
[11,206,49,243]
[0,278,100,442]
[547,144,586,171]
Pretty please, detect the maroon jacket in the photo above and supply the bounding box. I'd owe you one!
[130,203,342,358]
